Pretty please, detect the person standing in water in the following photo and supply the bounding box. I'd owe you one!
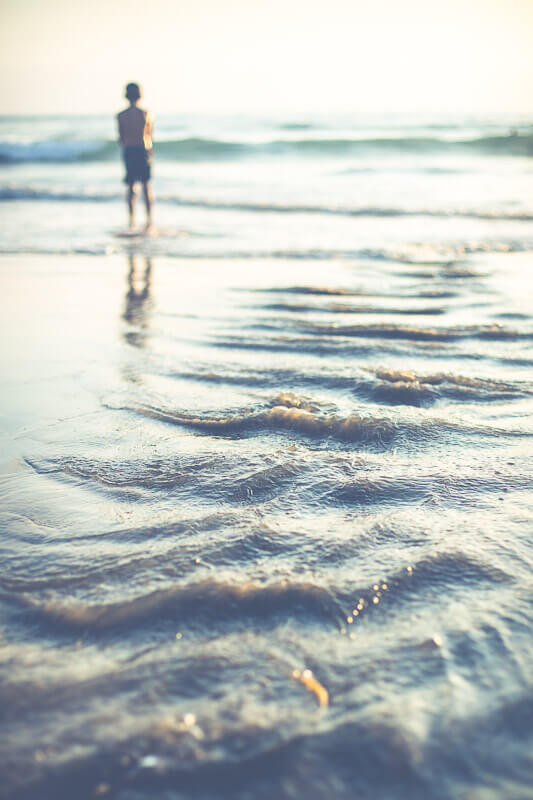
[117,83,153,231]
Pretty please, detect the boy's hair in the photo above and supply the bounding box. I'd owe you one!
[125,83,141,102]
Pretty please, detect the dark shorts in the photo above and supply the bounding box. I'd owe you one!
[123,146,151,185]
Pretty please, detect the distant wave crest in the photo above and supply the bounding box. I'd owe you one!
[1,132,532,163]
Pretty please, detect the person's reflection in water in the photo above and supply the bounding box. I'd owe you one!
[123,255,153,350]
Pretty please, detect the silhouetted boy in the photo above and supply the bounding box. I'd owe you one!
[117,83,153,230]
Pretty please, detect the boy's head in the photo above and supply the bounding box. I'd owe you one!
[125,83,141,103]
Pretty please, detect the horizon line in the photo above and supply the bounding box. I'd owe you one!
[2,109,533,117]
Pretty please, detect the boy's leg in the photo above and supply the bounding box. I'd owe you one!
[127,183,137,229]
[142,181,153,229]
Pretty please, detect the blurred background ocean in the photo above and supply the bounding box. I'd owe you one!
[1,112,532,258]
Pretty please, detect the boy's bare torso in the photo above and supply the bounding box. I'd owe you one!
[117,106,153,149]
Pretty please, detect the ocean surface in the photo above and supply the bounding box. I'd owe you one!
[1,113,532,800]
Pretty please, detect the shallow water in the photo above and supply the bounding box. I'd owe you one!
[1,113,533,799]
[1,247,532,800]
[1,112,533,261]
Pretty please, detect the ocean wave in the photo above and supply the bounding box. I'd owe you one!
[261,301,446,315]
[1,235,531,264]
[178,366,531,407]
[266,133,533,157]
[130,403,401,444]
[124,400,506,445]
[359,240,533,265]
[18,549,513,636]
[3,185,532,222]
[255,286,458,299]
[368,368,532,404]
[22,578,342,632]
[386,552,512,598]
[25,448,311,507]
[278,122,317,130]
[0,186,119,203]
[1,131,532,163]
[180,240,533,263]
[0,138,113,163]
[329,469,531,509]
[297,321,533,342]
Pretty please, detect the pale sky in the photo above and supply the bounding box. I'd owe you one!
[1,0,532,114]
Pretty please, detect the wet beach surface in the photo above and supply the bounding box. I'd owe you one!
[1,249,532,800]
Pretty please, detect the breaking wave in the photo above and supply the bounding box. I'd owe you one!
[1,132,532,163]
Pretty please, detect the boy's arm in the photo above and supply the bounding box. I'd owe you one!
[144,111,153,151]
